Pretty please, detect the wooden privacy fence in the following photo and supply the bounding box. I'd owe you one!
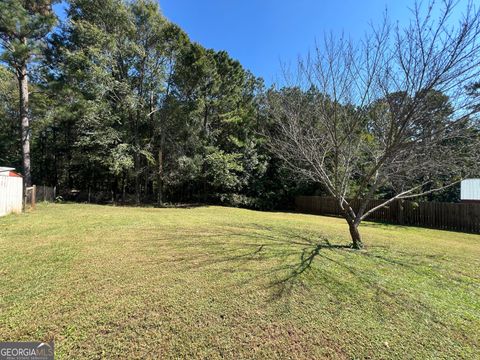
[24,186,37,210]
[35,185,56,202]
[24,185,56,210]
[295,196,480,233]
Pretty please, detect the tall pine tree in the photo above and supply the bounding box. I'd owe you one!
[0,0,58,185]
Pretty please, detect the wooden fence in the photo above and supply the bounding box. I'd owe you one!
[24,185,56,210]
[24,185,36,210]
[35,185,56,202]
[295,196,480,233]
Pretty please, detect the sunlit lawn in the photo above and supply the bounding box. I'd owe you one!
[0,203,479,359]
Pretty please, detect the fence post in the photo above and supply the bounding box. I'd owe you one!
[23,183,26,212]
[398,200,404,225]
[31,185,36,209]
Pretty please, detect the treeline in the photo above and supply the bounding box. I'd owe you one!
[0,0,311,208]
[1,0,478,209]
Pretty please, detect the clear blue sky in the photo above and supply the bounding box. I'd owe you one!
[54,0,470,86]
[159,0,411,85]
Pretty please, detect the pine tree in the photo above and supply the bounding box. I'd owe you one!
[0,0,58,186]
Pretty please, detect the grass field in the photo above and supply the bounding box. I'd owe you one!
[0,203,479,359]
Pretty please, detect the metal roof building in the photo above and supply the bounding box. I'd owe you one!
[460,179,480,203]
[0,167,21,177]
[0,167,23,216]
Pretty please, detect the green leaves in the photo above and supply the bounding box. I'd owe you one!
[0,0,58,67]
[0,0,283,208]
[109,144,134,176]
[204,146,244,191]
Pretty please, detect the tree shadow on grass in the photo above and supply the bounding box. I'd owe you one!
[266,238,352,299]
[168,224,356,294]
[163,223,455,327]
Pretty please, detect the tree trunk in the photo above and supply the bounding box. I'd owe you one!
[134,155,140,205]
[349,222,363,250]
[132,111,140,205]
[121,172,126,204]
[18,60,31,187]
[157,141,164,207]
[339,201,363,250]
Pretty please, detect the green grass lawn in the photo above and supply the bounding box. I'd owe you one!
[0,203,479,359]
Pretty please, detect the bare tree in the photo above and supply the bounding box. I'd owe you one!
[267,0,480,249]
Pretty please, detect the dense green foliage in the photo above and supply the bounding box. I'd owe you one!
[0,0,59,185]
[0,0,308,208]
[1,0,478,207]
[0,67,19,164]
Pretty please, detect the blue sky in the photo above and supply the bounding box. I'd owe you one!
[54,0,470,86]
[159,0,411,85]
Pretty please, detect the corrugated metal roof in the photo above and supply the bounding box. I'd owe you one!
[460,179,480,200]
[0,167,15,176]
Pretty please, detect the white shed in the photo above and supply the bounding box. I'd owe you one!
[0,167,24,216]
[460,179,480,203]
